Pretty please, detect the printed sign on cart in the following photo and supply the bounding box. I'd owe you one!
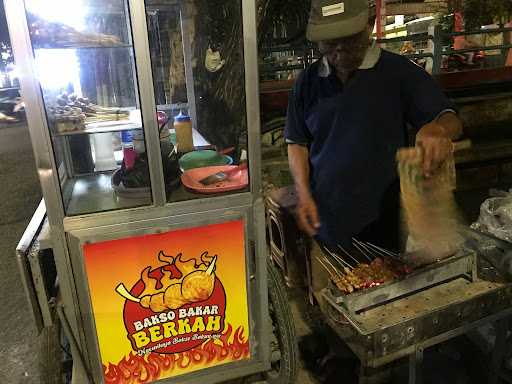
[82,220,250,383]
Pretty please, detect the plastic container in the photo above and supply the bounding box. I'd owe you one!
[173,111,194,153]
[121,130,136,170]
[159,126,173,157]
[92,132,116,171]
[121,130,133,144]
[178,150,232,171]
[132,132,145,154]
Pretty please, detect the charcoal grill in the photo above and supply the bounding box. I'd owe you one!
[315,239,512,384]
[323,250,478,322]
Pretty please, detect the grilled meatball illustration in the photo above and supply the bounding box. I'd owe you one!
[140,292,167,313]
[164,283,188,310]
[115,255,218,313]
[181,256,217,302]
[140,295,150,308]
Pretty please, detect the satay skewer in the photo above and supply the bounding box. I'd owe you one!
[316,257,354,293]
[352,238,381,259]
[351,240,375,262]
[364,241,400,259]
[322,246,354,270]
[337,244,365,265]
[315,256,342,280]
[330,251,354,270]
[321,255,345,278]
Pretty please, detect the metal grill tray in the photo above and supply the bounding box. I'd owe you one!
[323,251,477,315]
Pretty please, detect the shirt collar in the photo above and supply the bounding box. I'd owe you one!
[318,40,381,78]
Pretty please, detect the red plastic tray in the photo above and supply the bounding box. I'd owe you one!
[181,165,249,194]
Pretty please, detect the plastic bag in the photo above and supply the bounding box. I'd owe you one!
[471,192,512,243]
[398,148,464,266]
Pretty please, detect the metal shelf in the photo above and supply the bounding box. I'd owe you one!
[33,43,132,50]
[53,120,142,136]
[63,172,151,216]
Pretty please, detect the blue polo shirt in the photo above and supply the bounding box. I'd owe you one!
[285,47,454,247]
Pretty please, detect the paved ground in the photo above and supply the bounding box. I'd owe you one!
[0,123,43,383]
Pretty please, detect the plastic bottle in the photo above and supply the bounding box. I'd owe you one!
[121,130,133,145]
[173,111,194,153]
[121,130,137,170]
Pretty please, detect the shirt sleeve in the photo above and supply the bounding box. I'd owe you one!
[400,58,456,131]
[284,71,312,145]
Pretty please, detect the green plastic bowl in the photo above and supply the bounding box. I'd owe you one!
[178,150,233,171]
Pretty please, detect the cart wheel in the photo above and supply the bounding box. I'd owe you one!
[263,259,299,384]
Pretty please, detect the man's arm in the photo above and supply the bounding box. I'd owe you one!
[437,111,463,139]
[399,53,464,176]
[288,144,320,236]
[416,111,463,177]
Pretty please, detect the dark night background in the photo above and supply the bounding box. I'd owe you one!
[0,2,10,46]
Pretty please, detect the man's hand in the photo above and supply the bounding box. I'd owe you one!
[296,193,321,236]
[416,121,453,177]
[288,144,321,236]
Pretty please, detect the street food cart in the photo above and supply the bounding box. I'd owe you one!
[7,0,297,383]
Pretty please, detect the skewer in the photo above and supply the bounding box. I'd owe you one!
[338,244,365,265]
[317,253,341,275]
[321,244,353,268]
[115,283,140,303]
[364,241,400,259]
[321,255,345,277]
[315,256,342,279]
[316,257,354,294]
[351,239,374,262]
[322,245,354,269]
[330,251,355,270]
[351,241,370,261]
[315,256,333,275]
[352,238,381,259]
[206,256,217,275]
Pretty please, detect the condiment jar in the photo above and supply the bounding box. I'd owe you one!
[173,111,194,153]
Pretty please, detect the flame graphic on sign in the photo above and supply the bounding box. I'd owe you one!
[103,325,249,383]
[115,251,218,312]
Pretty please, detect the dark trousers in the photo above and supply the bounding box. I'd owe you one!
[355,179,400,253]
[310,180,401,301]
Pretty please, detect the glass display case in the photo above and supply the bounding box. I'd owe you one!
[145,0,250,203]
[146,0,248,202]
[23,0,151,216]
[20,0,251,217]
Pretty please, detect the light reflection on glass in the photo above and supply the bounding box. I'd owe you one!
[25,0,87,31]
[34,49,82,94]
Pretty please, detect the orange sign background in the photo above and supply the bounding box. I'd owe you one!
[83,220,250,383]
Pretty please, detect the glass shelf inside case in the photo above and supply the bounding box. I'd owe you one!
[24,0,153,216]
[145,0,250,203]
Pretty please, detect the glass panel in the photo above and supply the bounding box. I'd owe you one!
[145,0,249,203]
[23,0,152,216]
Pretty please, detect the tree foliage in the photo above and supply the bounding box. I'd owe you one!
[449,0,512,29]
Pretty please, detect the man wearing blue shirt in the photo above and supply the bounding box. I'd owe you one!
[285,0,463,299]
